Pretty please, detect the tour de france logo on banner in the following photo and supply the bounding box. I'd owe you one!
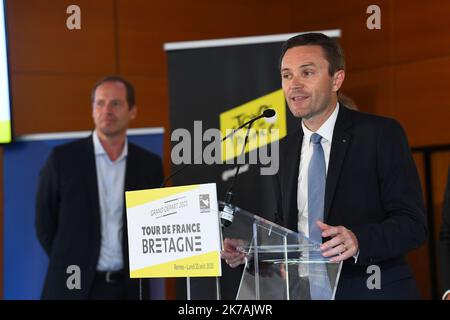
[125,183,222,278]
[219,88,287,162]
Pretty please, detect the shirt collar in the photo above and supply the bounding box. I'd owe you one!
[301,102,340,143]
[93,130,128,162]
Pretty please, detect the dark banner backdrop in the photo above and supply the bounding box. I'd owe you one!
[165,31,339,299]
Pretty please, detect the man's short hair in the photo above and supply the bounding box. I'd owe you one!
[279,33,345,76]
[91,75,136,108]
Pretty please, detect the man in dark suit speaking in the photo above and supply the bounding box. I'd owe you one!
[35,76,163,299]
[222,33,427,299]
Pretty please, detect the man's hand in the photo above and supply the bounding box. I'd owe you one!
[221,238,247,268]
[317,221,359,263]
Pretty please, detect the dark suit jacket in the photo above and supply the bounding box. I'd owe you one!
[273,106,427,299]
[35,136,164,299]
[439,167,450,296]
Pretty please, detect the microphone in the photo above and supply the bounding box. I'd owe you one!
[262,108,276,117]
[220,108,277,227]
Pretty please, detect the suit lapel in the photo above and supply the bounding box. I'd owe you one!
[124,143,136,192]
[324,107,353,222]
[284,128,304,231]
[123,143,137,267]
[85,136,101,232]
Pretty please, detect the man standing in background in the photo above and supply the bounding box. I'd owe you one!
[36,76,164,299]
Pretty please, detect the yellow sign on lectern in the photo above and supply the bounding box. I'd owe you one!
[125,183,222,278]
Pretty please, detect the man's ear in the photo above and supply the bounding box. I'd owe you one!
[130,105,137,119]
[332,70,345,92]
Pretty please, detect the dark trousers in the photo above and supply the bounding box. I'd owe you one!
[88,272,126,300]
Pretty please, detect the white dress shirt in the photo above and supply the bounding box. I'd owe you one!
[297,103,339,237]
[296,103,339,277]
[296,103,359,266]
[93,131,128,272]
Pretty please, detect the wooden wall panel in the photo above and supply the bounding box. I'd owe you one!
[409,151,450,299]
[393,1,450,65]
[407,244,432,299]
[432,153,450,240]
[290,0,393,72]
[124,75,169,129]
[117,0,292,77]
[341,66,394,116]
[432,152,450,295]
[410,153,431,299]
[124,75,171,178]
[6,0,116,74]
[393,57,450,147]
[11,74,100,134]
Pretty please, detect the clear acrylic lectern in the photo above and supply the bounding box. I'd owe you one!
[186,203,342,300]
[222,204,342,300]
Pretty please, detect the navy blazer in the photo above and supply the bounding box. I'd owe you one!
[273,106,427,299]
[35,136,164,299]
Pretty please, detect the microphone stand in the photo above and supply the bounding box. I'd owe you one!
[216,120,256,300]
[220,109,275,227]
[220,121,255,227]
[221,114,263,142]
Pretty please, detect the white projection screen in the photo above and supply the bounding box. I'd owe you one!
[0,0,12,144]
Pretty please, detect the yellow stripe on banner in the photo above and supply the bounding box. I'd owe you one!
[0,120,12,143]
[126,185,198,209]
[130,251,221,278]
[220,89,287,162]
